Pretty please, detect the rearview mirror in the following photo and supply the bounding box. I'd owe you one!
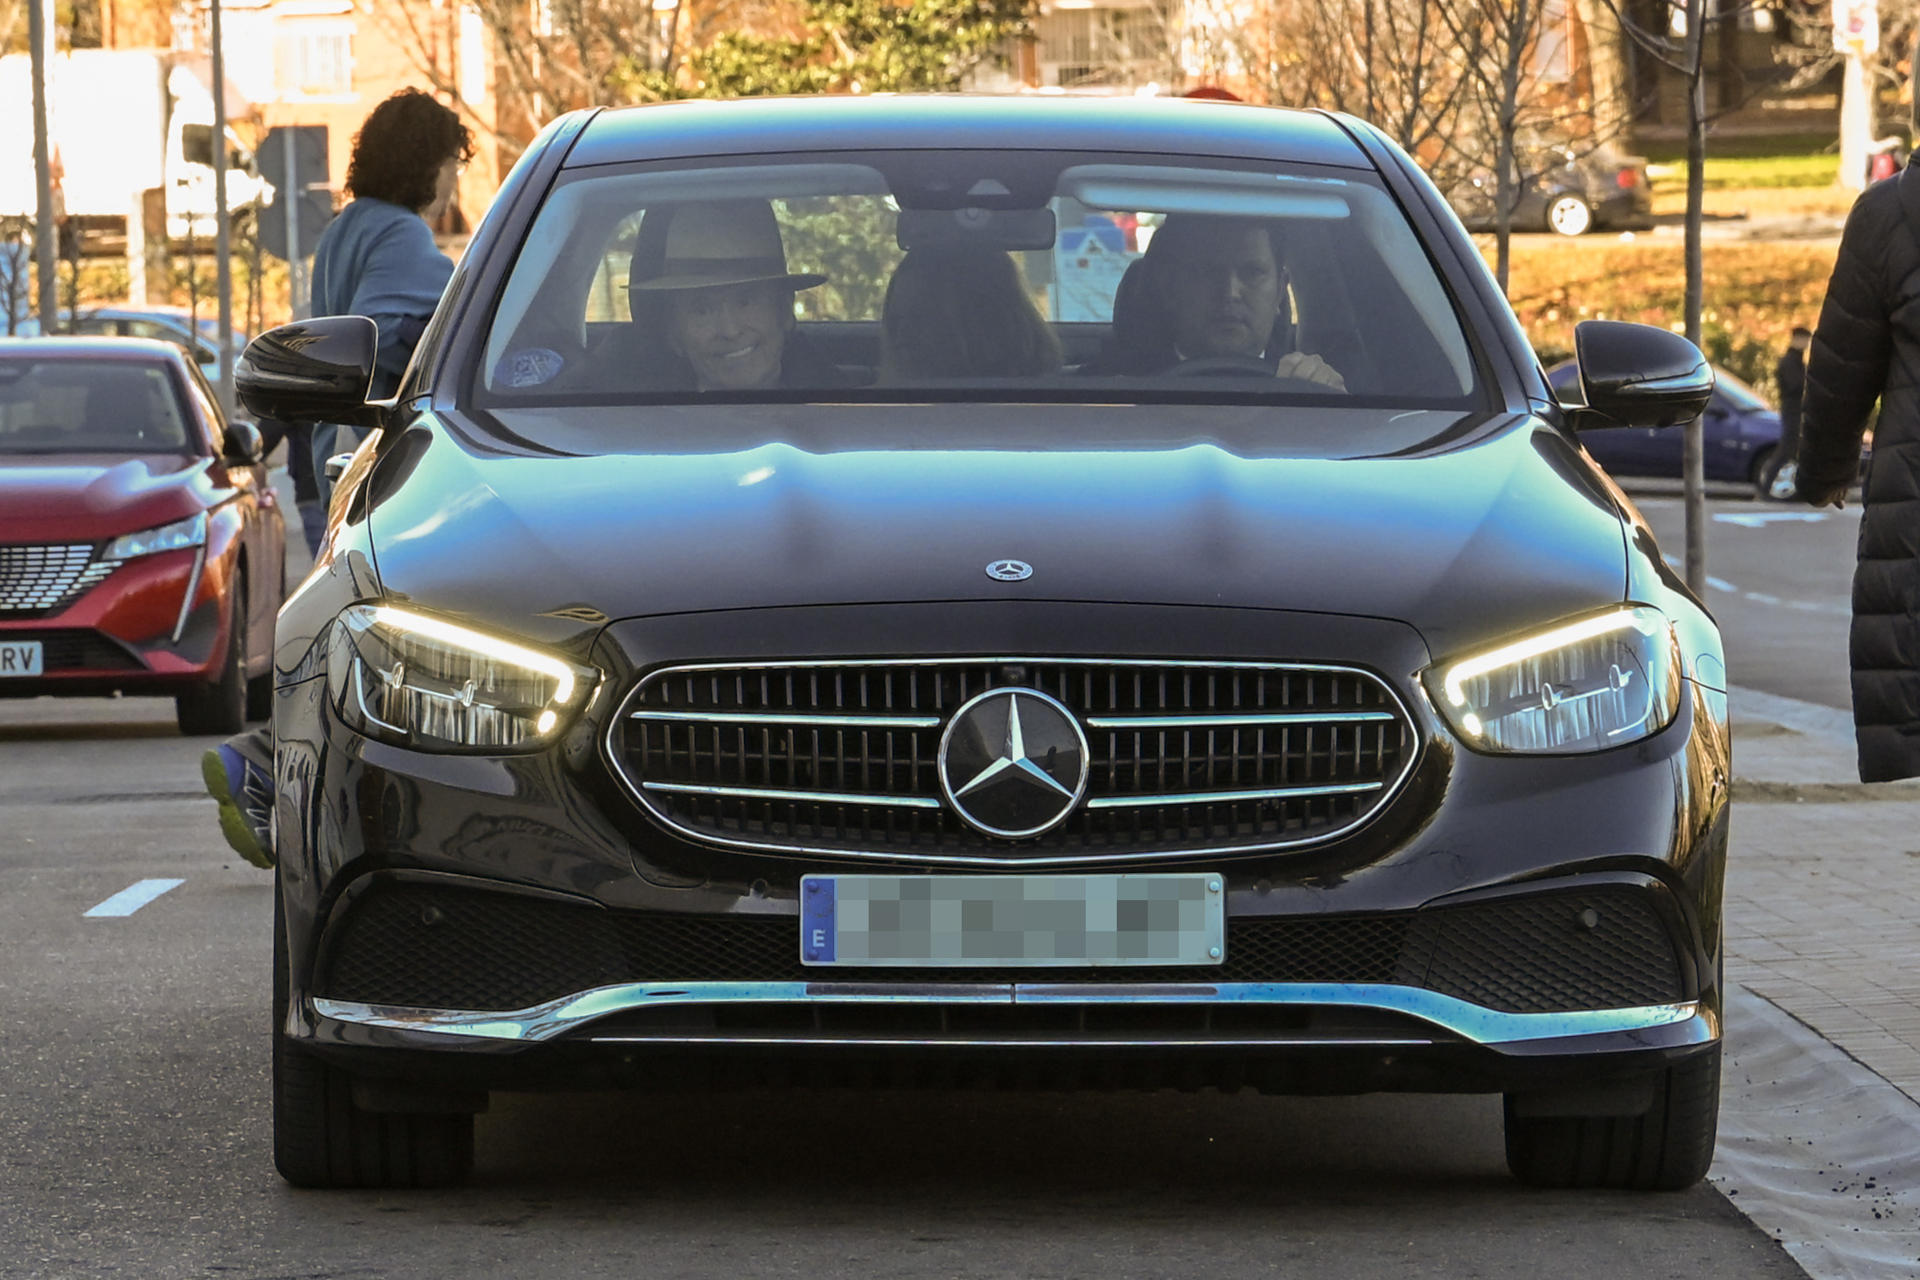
[896,207,1057,252]
[236,316,381,428]
[1567,320,1714,430]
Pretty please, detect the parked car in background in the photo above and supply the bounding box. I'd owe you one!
[1452,139,1654,237]
[1548,359,1789,497]
[0,337,284,733]
[10,306,247,386]
[240,94,1728,1193]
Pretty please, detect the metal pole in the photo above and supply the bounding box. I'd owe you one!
[126,188,146,305]
[1839,41,1871,191]
[1683,0,1706,597]
[210,0,235,418]
[28,0,57,331]
[282,129,303,319]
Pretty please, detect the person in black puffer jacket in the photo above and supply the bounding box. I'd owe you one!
[1799,81,1920,782]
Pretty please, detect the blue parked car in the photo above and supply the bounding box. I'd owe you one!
[1548,359,1788,499]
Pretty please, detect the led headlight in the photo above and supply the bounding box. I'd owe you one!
[326,603,598,752]
[103,511,207,561]
[1423,605,1683,755]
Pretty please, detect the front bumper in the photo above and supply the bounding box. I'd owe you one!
[275,602,1730,1101]
[0,545,229,696]
[1596,190,1654,230]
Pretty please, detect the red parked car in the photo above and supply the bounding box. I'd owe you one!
[0,337,285,734]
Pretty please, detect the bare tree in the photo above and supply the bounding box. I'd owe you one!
[1423,0,1644,290]
[1595,0,1711,589]
[1230,0,1470,172]
[356,0,789,154]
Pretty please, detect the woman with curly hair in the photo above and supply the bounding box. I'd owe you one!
[201,90,472,875]
[311,87,473,398]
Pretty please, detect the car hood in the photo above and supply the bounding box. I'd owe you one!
[366,403,1629,662]
[0,452,210,542]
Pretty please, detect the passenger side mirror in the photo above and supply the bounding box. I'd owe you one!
[222,420,264,463]
[236,316,381,428]
[1567,320,1714,431]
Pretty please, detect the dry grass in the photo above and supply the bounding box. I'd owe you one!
[1649,184,1858,219]
[1491,236,1838,394]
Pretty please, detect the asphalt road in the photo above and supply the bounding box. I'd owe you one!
[0,483,1833,1279]
[1628,488,1857,711]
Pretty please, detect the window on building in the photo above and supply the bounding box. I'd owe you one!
[1532,0,1571,83]
[1036,5,1168,89]
[278,29,354,97]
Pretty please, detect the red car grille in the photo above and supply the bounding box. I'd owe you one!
[0,543,117,616]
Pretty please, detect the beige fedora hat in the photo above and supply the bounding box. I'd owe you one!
[632,199,828,292]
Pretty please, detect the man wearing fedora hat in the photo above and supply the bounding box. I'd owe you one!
[631,199,837,392]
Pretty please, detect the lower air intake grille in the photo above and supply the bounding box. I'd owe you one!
[316,882,1686,1016]
[7,629,144,672]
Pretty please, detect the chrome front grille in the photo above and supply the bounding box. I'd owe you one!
[608,659,1420,865]
[0,543,117,615]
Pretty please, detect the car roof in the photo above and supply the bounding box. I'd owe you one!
[0,335,188,365]
[565,94,1372,171]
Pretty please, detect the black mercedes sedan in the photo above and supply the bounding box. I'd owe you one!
[238,95,1728,1191]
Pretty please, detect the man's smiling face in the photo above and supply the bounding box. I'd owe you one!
[668,280,792,390]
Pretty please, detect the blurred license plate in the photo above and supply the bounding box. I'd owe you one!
[0,640,42,677]
[800,873,1224,967]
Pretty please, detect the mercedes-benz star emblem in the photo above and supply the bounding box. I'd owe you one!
[938,688,1090,839]
[985,559,1033,582]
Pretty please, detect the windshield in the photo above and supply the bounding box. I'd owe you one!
[478,151,1481,410]
[0,359,192,454]
[1713,367,1771,414]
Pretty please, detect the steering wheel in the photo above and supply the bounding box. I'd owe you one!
[1164,355,1277,378]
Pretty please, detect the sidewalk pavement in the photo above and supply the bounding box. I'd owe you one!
[1716,686,1920,1277]
[1725,686,1920,1099]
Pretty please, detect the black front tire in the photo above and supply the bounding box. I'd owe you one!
[272,877,475,1189]
[175,594,248,736]
[1503,1044,1721,1191]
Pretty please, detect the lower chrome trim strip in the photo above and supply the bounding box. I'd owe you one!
[1083,712,1399,729]
[1085,781,1381,809]
[630,709,943,729]
[582,1035,1441,1048]
[311,983,1713,1049]
[643,781,944,809]
[170,545,205,645]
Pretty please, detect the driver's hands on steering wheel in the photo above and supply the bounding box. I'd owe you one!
[1273,351,1347,392]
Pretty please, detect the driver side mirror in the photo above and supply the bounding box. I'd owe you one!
[236,316,381,428]
[1566,320,1714,431]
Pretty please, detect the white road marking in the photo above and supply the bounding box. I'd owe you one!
[84,878,184,918]
[1714,512,1830,528]
[1661,553,1851,615]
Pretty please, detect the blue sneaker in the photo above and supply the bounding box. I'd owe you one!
[201,735,275,869]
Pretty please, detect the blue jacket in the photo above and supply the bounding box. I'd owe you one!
[309,198,451,397]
